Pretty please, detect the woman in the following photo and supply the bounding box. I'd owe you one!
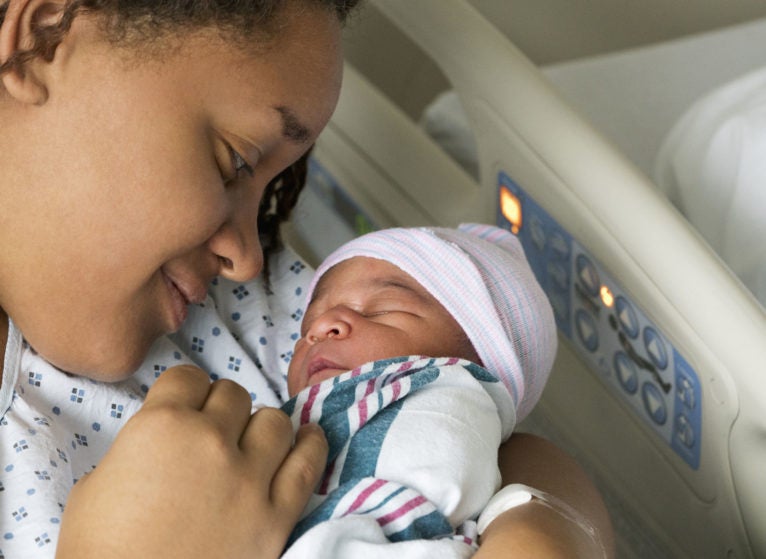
[0,1,613,557]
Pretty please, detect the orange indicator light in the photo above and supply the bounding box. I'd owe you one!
[600,285,614,307]
[500,187,522,234]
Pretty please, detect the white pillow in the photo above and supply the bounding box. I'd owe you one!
[655,66,766,307]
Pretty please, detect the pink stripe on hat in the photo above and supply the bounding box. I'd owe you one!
[306,224,557,434]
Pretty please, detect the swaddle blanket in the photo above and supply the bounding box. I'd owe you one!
[281,355,512,559]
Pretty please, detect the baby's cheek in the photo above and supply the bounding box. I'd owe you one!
[286,343,306,394]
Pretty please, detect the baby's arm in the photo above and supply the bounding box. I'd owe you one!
[373,366,503,526]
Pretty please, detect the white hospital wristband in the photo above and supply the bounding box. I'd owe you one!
[477,483,536,535]
[477,483,607,557]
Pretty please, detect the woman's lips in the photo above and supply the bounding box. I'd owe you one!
[160,266,210,331]
[161,269,208,327]
[162,271,189,332]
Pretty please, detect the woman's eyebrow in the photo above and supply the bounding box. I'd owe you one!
[274,106,311,144]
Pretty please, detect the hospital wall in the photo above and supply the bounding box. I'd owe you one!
[468,0,766,64]
[343,1,766,119]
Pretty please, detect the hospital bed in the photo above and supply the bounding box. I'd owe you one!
[286,1,766,557]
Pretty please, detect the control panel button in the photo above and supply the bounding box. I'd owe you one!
[642,383,668,426]
[643,327,669,370]
[576,254,600,297]
[547,261,569,291]
[615,296,639,339]
[614,352,639,394]
[675,414,696,448]
[677,376,696,410]
[550,231,570,259]
[575,309,599,352]
[530,215,547,251]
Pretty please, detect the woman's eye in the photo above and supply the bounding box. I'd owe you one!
[225,144,254,182]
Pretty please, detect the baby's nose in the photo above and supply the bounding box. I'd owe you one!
[305,307,353,343]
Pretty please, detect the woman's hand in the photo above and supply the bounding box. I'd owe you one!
[57,365,328,559]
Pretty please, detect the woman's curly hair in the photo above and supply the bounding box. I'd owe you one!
[0,0,359,76]
[258,147,312,284]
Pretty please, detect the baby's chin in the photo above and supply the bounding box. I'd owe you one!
[288,366,348,398]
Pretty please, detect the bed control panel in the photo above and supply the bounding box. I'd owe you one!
[496,171,702,469]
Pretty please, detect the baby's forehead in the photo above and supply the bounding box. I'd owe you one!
[307,256,428,306]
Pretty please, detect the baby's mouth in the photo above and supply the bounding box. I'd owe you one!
[307,357,345,378]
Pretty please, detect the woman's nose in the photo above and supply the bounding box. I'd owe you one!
[207,218,263,283]
[306,307,353,344]
[203,169,270,282]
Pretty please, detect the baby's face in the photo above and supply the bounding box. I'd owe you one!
[287,257,479,396]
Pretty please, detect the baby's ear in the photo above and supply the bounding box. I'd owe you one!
[0,0,69,105]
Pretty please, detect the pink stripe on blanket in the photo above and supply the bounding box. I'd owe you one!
[357,378,377,426]
[346,479,387,514]
[396,361,413,373]
[390,380,401,401]
[376,495,428,527]
[300,383,321,425]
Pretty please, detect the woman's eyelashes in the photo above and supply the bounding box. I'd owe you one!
[224,143,255,183]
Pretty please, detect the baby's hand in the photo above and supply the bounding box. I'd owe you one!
[57,365,328,559]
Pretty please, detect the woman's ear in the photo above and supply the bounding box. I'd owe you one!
[0,0,68,105]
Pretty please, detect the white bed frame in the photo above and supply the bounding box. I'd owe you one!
[290,1,766,557]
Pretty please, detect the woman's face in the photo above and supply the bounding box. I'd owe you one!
[0,5,343,380]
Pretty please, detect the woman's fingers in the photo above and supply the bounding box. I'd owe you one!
[150,367,328,507]
[142,366,253,445]
[201,379,254,445]
[142,364,212,410]
[126,367,326,539]
[240,408,328,517]
[242,407,297,477]
[271,423,328,514]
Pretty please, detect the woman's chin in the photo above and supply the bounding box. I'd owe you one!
[36,338,154,383]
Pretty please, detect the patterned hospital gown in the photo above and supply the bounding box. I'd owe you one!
[0,247,313,558]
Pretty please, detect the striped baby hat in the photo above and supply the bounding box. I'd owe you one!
[306,223,557,427]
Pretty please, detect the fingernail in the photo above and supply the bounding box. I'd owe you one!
[301,423,324,435]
